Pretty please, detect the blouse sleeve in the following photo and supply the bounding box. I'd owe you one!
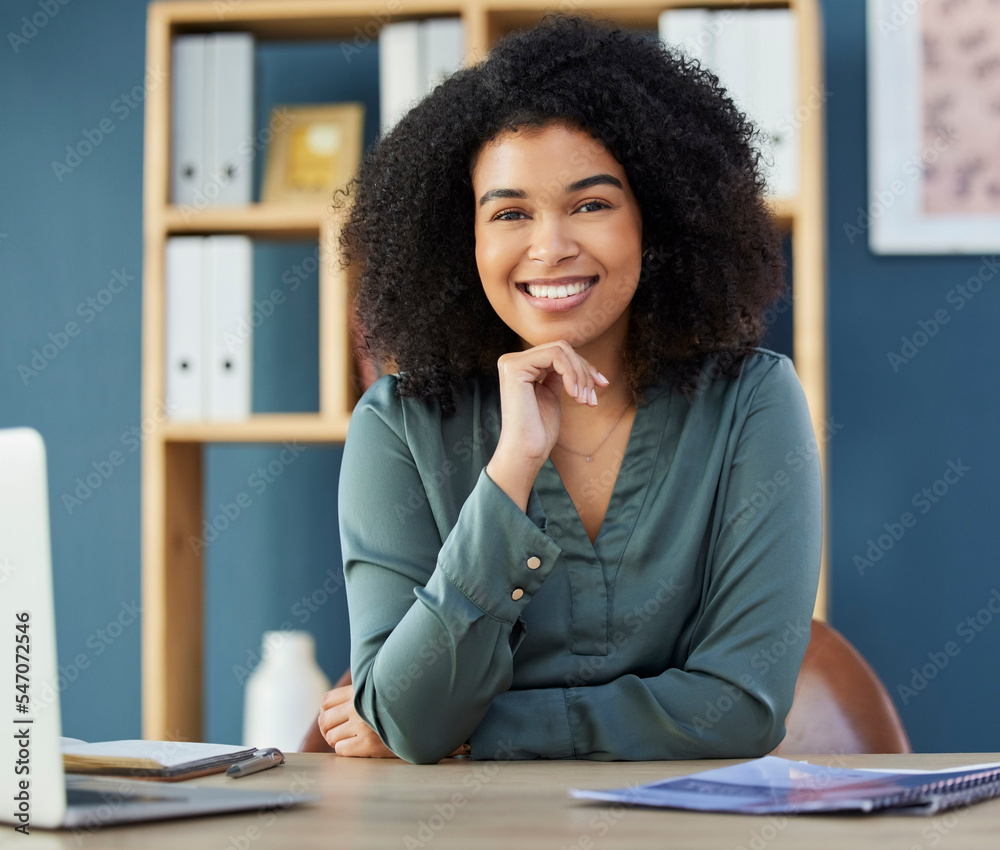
[467,356,823,759]
[340,379,562,764]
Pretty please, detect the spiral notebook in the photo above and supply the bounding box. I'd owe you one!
[571,756,1000,816]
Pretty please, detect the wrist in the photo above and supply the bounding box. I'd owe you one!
[486,449,543,512]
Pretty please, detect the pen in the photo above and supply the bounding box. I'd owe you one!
[226,747,285,779]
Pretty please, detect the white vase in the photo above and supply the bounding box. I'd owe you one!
[242,630,332,752]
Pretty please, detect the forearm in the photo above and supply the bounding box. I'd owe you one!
[346,469,561,764]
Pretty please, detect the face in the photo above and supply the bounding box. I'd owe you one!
[472,123,644,358]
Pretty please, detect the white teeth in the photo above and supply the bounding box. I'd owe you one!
[525,280,594,299]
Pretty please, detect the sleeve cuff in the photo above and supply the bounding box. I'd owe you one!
[432,467,562,625]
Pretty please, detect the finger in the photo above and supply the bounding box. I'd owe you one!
[317,702,352,736]
[319,684,353,710]
[324,716,357,749]
[333,733,378,758]
[336,730,397,759]
[542,343,591,405]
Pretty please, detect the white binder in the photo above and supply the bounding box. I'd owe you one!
[379,21,423,133]
[205,236,253,420]
[205,33,254,206]
[422,17,464,93]
[749,11,798,199]
[660,9,799,201]
[658,8,715,66]
[711,11,752,120]
[165,237,205,420]
[170,36,206,206]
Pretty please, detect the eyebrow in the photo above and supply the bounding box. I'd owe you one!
[477,173,623,207]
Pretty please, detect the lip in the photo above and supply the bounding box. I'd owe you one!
[516,276,598,313]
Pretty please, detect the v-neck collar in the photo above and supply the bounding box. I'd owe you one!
[539,391,668,556]
[532,389,670,655]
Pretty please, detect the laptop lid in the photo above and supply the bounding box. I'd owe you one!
[0,428,319,833]
[0,427,67,830]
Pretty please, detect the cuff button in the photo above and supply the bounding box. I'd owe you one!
[511,588,524,601]
[526,556,541,570]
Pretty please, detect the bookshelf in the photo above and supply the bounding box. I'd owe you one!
[142,0,827,741]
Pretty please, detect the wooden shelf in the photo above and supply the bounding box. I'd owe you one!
[161,413,350,443]
[162,203,331,239]
[155,0,481,40]
[142,0,827,742]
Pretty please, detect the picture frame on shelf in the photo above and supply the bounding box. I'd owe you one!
[261,103,364,204]
[866,0,1000,254]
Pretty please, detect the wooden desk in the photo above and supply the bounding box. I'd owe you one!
[57,753,1000,849]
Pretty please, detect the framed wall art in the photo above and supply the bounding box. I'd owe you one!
[867,0,1000,254]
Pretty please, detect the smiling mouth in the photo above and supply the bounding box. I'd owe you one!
[518,277,597,300]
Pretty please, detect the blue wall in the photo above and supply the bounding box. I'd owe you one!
[1,0,997,751]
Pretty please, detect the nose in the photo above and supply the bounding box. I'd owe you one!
[527,215,579,265]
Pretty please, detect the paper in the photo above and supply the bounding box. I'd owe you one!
[61,739,251,769]
[571,756,1000,816]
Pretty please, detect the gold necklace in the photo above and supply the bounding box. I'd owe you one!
[554,401,633,462]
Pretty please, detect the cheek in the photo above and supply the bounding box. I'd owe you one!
[475,233,514,290]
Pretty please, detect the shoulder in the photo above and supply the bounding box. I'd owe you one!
[737,348,804,404]
[655,348,811,444]
[347,373,495,447]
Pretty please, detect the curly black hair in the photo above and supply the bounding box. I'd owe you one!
[339,14,786,414]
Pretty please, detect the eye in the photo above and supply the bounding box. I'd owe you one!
[576,199,611,213]
[491,208,528,222]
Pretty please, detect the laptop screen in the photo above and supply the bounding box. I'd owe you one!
[1,428,69,829]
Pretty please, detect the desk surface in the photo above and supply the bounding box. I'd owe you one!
[54,753,1000,849]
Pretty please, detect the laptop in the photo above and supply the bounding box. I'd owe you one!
[0,428,318,831]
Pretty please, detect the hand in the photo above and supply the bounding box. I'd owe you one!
[487,340,609,509]
[318,684,398,758]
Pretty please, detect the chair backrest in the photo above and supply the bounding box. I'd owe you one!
[774,619,912,755]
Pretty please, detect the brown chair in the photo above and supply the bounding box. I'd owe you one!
[301,620,912,755]
[774,619,912,755]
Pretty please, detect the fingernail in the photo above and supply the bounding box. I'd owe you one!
[573,383,579,399]
[590,388,598,405]
[597,372,609,384]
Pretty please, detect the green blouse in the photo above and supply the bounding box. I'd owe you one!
[340,350,822,763]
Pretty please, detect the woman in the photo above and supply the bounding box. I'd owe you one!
[316,15,821,763]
